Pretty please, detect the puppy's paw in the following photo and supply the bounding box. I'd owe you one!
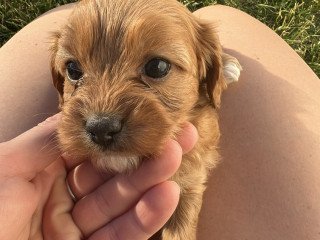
[222,53,242,84]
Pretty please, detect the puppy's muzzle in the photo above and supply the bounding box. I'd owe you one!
[85,114,122,147]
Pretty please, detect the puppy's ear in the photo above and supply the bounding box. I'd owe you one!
[194,20,226,108]
[50,31,64,108]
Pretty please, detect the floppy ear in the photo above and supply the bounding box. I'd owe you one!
[194,20,227,108]
[50,31,65,108]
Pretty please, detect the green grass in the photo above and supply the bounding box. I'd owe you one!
[1,0,319,77]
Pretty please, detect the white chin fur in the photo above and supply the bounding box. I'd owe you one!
[92,154,141,173]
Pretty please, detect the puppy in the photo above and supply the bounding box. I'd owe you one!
[51,0,241,239]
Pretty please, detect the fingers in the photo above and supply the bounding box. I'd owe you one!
[176,122,198,154]
[0,114,61,179]
[67,122,198,199]
[72,139,182,237]
[66,161,113,200]
[43,163,82,240]
[88,181,180,240]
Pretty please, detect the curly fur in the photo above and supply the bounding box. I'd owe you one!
[51,0,241,239]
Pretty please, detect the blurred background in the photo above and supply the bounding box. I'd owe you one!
[0,0,319,76]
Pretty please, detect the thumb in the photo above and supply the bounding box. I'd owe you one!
[0,114,62,180]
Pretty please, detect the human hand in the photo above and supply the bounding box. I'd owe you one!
[0,114,63,240]
[0,114,198,240]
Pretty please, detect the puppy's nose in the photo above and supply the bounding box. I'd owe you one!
[85,115,122,147]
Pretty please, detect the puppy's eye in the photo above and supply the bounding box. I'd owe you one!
[144,58,171,79]
[66,60,83,81]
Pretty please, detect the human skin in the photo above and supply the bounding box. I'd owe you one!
[194,5,320,240]
[0,4,199,238]
[0,113,198,240]
[0,3,320,240]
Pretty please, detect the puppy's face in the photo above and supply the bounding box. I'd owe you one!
[51,0,224,172]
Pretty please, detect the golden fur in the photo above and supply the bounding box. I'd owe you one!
[51,0,240,239]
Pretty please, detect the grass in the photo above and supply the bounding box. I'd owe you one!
[0,0,319,77]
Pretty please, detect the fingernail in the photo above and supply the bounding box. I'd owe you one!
[38,113,61,126]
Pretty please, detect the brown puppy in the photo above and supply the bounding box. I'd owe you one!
[51,0,240,239]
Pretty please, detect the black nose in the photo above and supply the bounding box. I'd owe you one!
[85,115,122,147]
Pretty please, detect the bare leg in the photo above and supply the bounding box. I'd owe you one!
[1,3,320,240]
[194,5,320,240]
[0,4,75,141]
